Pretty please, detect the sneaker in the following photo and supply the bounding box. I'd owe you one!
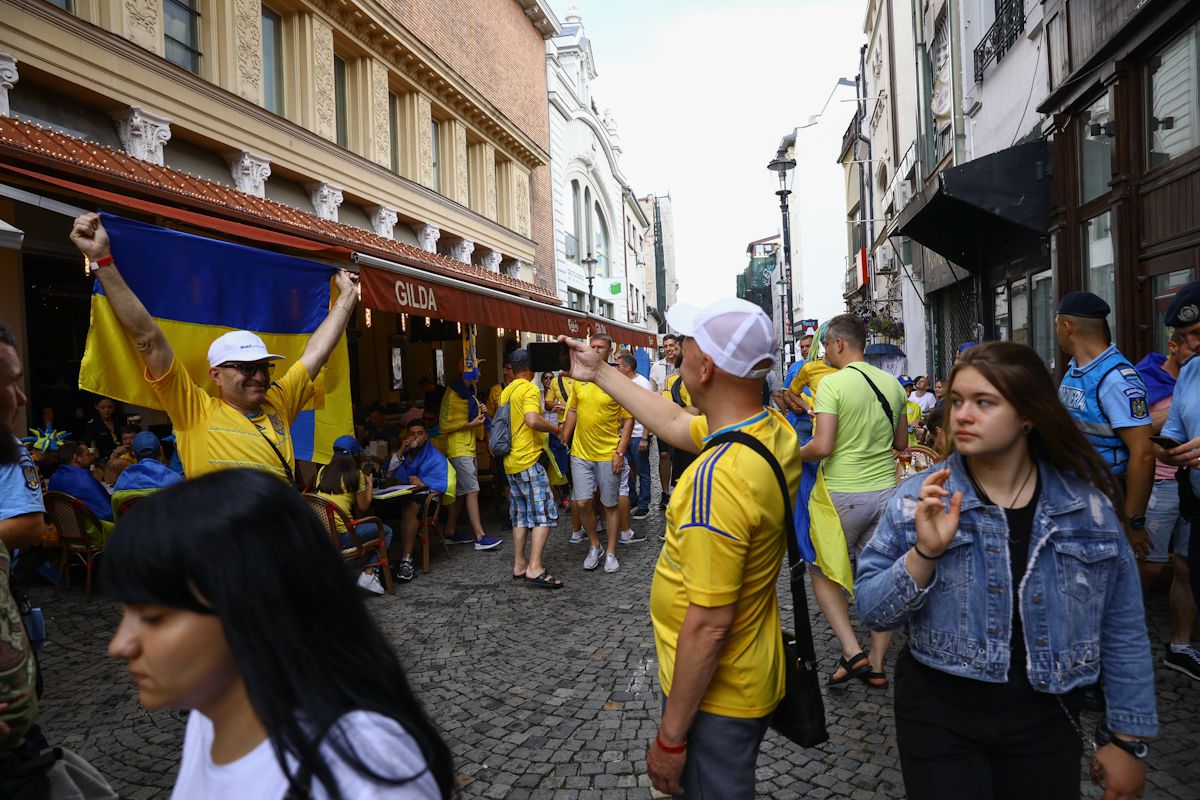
[596,520,606,534]
[356,571,385,595]
[475,534,503,551]
[659,495,669,509]
[1164,645,1200,680]
[619,530,646,544]
[583,545,603,570]
[604,553,620,573]
[394,559,415,582]
[632,508,650,520]
[570,529,587,543]
[445,531,475,545]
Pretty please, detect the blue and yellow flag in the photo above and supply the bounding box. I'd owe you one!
[78,213,352,464]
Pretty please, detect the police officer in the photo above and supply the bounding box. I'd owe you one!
[1056,291,1153,556]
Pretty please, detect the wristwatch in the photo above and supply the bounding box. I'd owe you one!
[1129,514,1146,531]
[1095,719,1149,759]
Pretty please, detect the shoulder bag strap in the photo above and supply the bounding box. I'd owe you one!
[251,423,300,490]
[847,365,896,425]
[703,430,816,667]
[557,375,568,402]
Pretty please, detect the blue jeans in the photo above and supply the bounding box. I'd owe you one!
[626,436,652,511]
[339,521,393,568]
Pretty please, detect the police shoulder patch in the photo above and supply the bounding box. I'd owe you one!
[22,464,41,492]
[1129,397,1148,419]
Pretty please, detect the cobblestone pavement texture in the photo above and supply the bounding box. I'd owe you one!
[29,459,1200,799]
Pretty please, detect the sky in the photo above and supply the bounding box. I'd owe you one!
[559,0,867,323]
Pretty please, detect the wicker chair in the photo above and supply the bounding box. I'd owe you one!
[302,494,394,594]
[417,491,450,574]
[43,491,108,601]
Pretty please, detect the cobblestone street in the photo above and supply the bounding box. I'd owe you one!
[30,479,1200,800]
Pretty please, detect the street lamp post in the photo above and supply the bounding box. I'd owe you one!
[767,149,797,363]
[582,253,598,316]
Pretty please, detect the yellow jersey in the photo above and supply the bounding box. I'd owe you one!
[487,383,506,417]
[147,357,312,480]
[439,388,477,459]
[567,381,629,461]
[313,466,360,533]
[662,373,692,408]
[789,360,837,407]
[545,374,574,413]
[501,378,545,474]
[650,408,800,718]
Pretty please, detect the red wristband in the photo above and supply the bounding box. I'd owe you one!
[655,734,686,754]
[93,255,114,267]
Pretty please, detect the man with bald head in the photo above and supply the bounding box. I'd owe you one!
[563,298,799,800]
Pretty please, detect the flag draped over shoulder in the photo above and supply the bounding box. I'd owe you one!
[794,449,854,597]
[78,213,352,464]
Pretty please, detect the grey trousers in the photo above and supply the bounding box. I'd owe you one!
[662,698,771,800]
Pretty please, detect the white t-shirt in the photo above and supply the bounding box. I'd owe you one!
[629,374,653,438]
[909,391,937,414]
[648,359,676,393]
[172,710,440,800]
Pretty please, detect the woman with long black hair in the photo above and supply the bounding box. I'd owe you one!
[103,469,453,799]
[856,342,1156,800]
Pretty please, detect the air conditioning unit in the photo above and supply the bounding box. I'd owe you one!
[876,252,897,275]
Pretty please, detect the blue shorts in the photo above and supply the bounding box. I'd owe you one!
[1146,478,1190,564]
[508,463,558,530]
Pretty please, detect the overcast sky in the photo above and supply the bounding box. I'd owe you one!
[563,0,867,323]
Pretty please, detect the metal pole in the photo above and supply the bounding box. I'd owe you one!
[777,188,795,364]
[588,274,595,315]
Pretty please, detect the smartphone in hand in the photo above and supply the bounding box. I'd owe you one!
[1150,435,1184,450]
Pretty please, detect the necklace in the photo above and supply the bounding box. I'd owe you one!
[966,459,1036,509]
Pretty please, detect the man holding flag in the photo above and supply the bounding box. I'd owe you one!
[69,212,356,483]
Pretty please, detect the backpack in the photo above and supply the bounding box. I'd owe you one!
[488,397,512,458]
[670,376,685,407]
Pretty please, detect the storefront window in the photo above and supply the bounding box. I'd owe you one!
[1152,268,1197,354]
[1079,94,1113,204]
[1031,269,1054,369]
[993,283,1010,340]
[1147,20,1199,169]
[1010,277,1029,345]
[1082,211,1117,337]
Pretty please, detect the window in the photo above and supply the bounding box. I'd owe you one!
[993,283,1010,341]
[467,147,475,207]
[1009,277,1029,345]
[1082,211,1117,337]
[46,0,72,9]
[568,180,582,263]
[597,300,614,319]
[388,92,399,173]
[333,55,348,148]
[567,289,585,311]
[261,6,284,114]
[430,119,441,192]
[1079,94,1114,204]
[593,203,609,278]
[164,0,201,74]
[1031,269,1054,369]
[1146,20,1200,169]
[1151,268,1197,354]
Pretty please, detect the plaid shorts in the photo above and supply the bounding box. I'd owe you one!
[508,463,559,529]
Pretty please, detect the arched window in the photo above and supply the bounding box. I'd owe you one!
[593,202,609,278]
[569,180,582,262]
[584,186,593,253]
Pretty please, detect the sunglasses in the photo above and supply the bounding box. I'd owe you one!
[220,362,275,378]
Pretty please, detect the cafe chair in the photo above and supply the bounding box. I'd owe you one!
[44,491,109,601]
[294,460,320,493]
[302,494,395,595]
[418,491,450,574]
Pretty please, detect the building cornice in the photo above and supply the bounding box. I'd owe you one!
[517,0,563,38]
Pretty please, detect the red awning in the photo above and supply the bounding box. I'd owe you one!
[358,261,657,348]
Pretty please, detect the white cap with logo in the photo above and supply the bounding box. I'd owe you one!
[665,298,777,379]
[207,330,285,368]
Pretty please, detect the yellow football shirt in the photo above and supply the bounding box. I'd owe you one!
[545,374,574,412]
[567,381,629,461]
[313,467,359,533]
[439,388,477,459]
[147,357,312,480]
[501,378,545,474]
[487,383,505,417]
[649,408,800,718]
[662,373,692,407]
[788,360,837,407]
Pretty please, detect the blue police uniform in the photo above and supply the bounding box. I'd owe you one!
[0,438,45,523]
[1058,344,1150,474]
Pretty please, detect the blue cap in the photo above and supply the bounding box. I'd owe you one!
[1056,290,1110,319]
[1165,280,1200,328]
[332,435,363,454]
[957,341,977,353]
[132,430,161,459]
[462,368,480,381]
[898,374,913,386]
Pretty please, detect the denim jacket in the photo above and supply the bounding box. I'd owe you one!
[855,452,1157,738]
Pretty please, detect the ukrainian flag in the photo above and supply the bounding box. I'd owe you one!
[78,213,352,464]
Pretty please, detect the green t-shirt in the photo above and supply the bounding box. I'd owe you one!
[814,362,907,492]
[0,540,38,756]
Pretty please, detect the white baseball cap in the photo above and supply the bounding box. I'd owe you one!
[666,298,777,379]
[207,330,284,367]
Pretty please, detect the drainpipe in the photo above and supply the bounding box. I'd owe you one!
[857,44,874,315]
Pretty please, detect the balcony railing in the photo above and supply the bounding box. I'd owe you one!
[974,0,1026,82]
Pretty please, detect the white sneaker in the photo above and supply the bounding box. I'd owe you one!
[583,546,603,570]
[604,553,620,573]
[619,530,646,544]
[356,571,385,595]
[570,529,586,543]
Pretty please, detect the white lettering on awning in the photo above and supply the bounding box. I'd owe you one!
[394,280,438,311]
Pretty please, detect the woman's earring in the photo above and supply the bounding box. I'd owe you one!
[1021,424,1032,434]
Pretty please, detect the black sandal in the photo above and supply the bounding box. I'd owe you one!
[525,571,564,589]
[829,652,871,685]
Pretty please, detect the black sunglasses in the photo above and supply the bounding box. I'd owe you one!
[219,362,275,378]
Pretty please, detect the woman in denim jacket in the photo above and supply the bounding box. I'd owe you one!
[856,342,1155,800]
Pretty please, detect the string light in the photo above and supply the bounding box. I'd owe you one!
[401,314,407,332]
[83,256,90,277]
[364,308,372,328]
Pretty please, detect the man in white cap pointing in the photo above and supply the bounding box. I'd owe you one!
[562,298,801,799]
[69,212,357,482]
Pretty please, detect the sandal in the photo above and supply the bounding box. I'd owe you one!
[862,670,889,689]
[525,571,564,589]
[829,652,871,685]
